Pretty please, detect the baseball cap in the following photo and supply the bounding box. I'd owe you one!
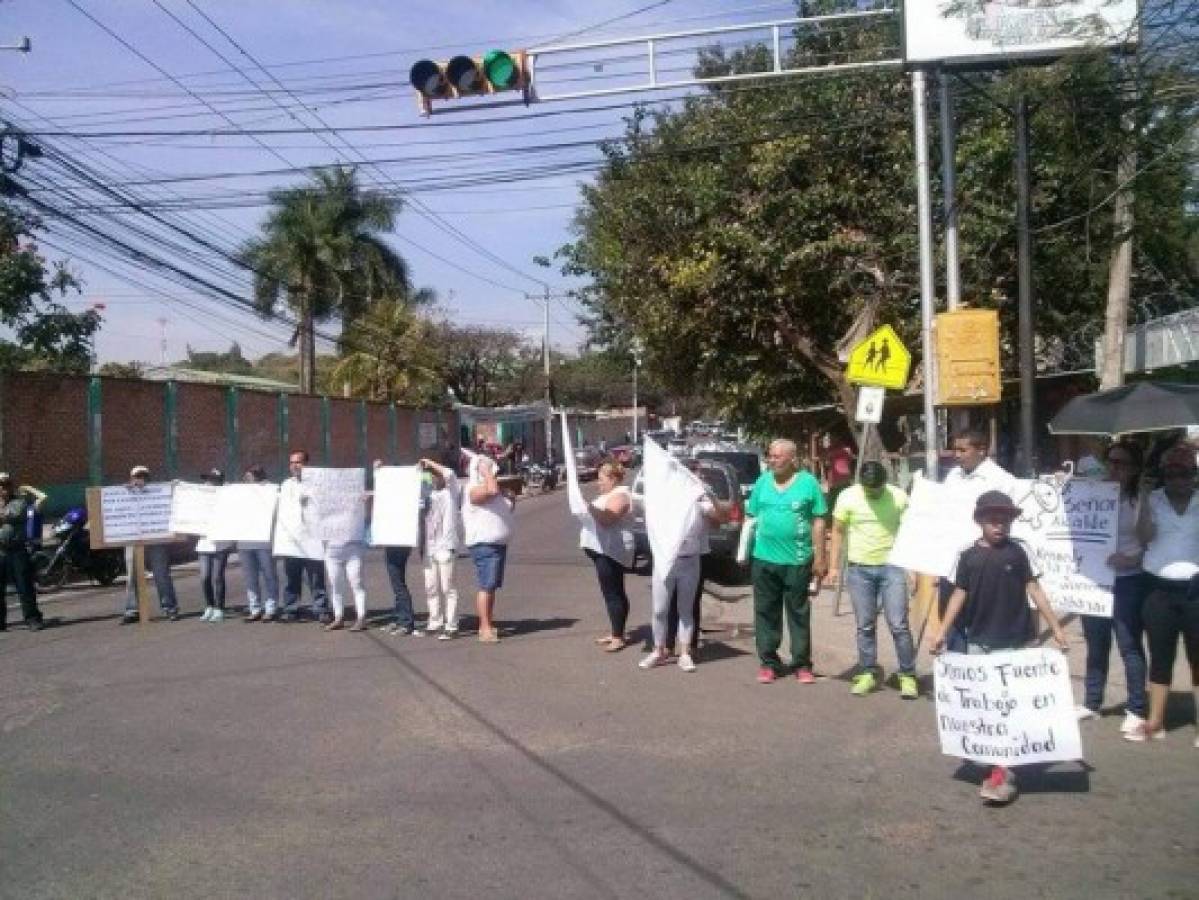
[0,472,12,484]
[859,461,887,489]
[974,490,1020,521]
[130,464,150,477]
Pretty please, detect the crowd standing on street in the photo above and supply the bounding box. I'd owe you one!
[5,428,1198,804]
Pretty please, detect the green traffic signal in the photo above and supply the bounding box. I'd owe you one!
[482,50,518,90]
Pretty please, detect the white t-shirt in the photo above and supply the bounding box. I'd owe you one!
[1142,489,1199,580]
[943,457,1018,502]
[579,485,634,568]
[678,496,714,558]
[462,457,514,547]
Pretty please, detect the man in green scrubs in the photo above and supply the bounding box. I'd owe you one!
[745,439,828,684]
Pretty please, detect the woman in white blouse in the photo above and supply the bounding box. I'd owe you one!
[584,460,634,652]
[1129,443,1199,744]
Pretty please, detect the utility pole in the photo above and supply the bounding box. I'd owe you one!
[157,317,168,366]
[631,338,644,444]
[543,286,552,463]
[1014,96,1038,476]
[912,69,940,481]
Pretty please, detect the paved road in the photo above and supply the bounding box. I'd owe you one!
[1,489,1195,899]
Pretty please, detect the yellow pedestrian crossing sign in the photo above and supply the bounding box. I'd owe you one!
[846,325,911,390]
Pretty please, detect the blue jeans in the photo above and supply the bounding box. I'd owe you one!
[282,556,328,617]
[938,577,968,654]
[1081,573,1148,716]
[124,544,177,614]
[240,547,278,615]
[847,563,915,675]
[385,545,415,629]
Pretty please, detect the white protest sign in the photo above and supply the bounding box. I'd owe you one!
[888,474,978,577]
[273,478,323,560]
[369,466,423,547]
[305,467,367,544]
[100,482,175,544]
[1011,478,1118,617]
[643,437,704,567]
[168,482,219,536]
[206,483,279,544]
[561,412,594,520]
[934,648,1082,765]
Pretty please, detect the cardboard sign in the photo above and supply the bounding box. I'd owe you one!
[97,482,175,545]
[888,475,978,577]
[370,466,422,547]
[306,467,367,544]
[934,648,1082,765]
[206,483,279,544]
[168,482,219,536]
[1011,478,1119,617]
[272,478,323,560]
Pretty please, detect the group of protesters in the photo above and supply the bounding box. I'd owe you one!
[109,448,515,642]
[577,429,1197,805]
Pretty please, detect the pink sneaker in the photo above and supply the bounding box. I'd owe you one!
[795,668,816,685]
[756,667,777,684]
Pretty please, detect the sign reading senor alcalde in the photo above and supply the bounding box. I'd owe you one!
[904,0,1138,67]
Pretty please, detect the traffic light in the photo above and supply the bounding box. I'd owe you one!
[408,50,529,114]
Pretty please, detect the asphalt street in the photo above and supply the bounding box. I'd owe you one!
[1,488,1195,899]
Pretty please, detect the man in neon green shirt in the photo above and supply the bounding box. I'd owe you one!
[745,439,827,684]
[827,461,917,698]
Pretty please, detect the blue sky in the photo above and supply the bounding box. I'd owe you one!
[2,0,800,364]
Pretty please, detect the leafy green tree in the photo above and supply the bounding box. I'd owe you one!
[332,288,443,402]
[240,166,410,394]
[431,324,530,407]
[560,4,1196,432]
[180,342,255,375]
[0,203,99,373]
[98,360,145,379]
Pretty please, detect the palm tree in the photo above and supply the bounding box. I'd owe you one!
[332,287,443,402]
[240,166,409,393]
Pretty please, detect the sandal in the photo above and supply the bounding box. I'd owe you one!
[478,628,500,643]
[603,638,627,652]
[594,635,615,646]
[324,619,344,632]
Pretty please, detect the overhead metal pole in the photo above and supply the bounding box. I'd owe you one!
[1015,95,1038,476]
[543,286,553,463]
[912,69,939,480]
[939,73,961,311]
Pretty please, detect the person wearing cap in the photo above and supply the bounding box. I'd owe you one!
[196,468,234,623]
[122,465,179,623]
[0,472,45,631]
[828,461,916,699]
[930,490,1069,805]
[745,438,828,684]
[1128,443,1199,745]
[938,429,1019,652]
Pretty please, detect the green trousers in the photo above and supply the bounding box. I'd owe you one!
[752,559,812,673]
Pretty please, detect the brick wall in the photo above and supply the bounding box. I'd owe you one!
[286,395,323,464]
[0,373,88,485]
[236,390,281,479]
[176,383,228,479]
[101,378,166,482]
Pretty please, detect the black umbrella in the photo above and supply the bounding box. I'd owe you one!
[1049,381,1199,436]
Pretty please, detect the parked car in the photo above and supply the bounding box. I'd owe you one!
[628,457,745,571]
[573,446,604,481]
[691,442,764,499]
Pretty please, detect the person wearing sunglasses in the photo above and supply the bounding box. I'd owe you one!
[1129,443,1199,745]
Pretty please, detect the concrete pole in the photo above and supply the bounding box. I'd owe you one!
[912,69,940,481]
[1015,96,1038,476]
[940,73,961,311]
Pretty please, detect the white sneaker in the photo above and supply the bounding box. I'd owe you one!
[1075,705,1099,722]
[678,653,697,673]
[437,630,452,641]
[200,607,213,622]
[639,651,669,670]
[1120,712,1145,734]
[210,609,224,623]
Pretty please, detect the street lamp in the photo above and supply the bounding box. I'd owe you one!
[630,337,644,444]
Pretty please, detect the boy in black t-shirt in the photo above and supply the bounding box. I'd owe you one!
[930,490,1069,805]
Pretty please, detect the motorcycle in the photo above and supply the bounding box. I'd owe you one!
[30,507,125,591]
[520,460,559,494]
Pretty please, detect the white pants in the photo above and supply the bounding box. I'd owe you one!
[650,554,702,650]
[325,542,366,622]
[423,552,459,631]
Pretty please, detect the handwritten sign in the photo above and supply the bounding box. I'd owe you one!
[273,479,323,560]
[100,482,175,544]
[1011,478,1118,617]
[934,648,1082,765]
[888,475,978,577]
[206,484,279,544]
[370,466,422,547]
[305,467,366,544]
[168,482,219,536]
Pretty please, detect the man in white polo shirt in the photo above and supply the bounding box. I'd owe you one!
[940,429,1017,652]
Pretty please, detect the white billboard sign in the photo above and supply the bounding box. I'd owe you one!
[904,0,1138,67]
